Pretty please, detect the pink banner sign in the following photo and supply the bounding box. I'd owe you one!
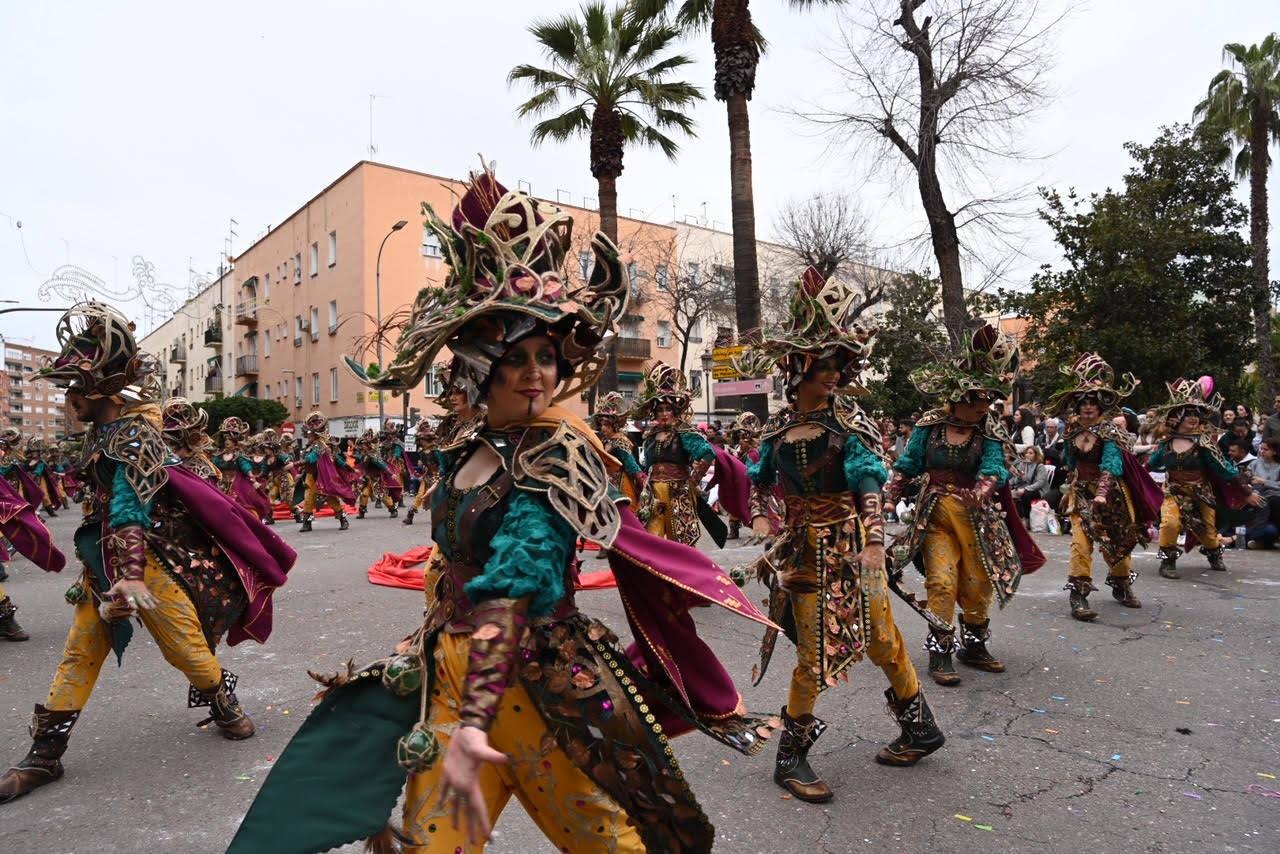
[713,379,771,396]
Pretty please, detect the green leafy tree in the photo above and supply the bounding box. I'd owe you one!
[1003,124,1254,409]
[1193,34,1280,402]
[196,396,289,434]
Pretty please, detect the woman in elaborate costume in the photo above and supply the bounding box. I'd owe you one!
[593,390,641,504]
[0,458,67,641]
[403,419,441,526]
[631,362,722,546]
[883,325,1045,686]
[381,422,409,505]
[1148,378,1264,578]
[160,397,219,483]
[232,171,777,853]
[0,428,49,515]
[355,430,399,519]
[24,439,65,516]
[295,411,355,532]
[1045,355,1162,620]
[0,303,294,804]
[214,416,272,521]
[747,267,944,803]
[726,412,763,540]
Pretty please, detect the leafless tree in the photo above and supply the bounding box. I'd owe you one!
[773,191,873,280]
[646,238,737,376]
[802,0,1059,351]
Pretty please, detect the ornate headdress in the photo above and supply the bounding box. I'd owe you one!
[631,362,693,420]
[303,411,329,436]
[219,416,249,441]
[1044,353,1139,417]
[160,397,211,451]
[734,412,762,438]
[748,267,876,399]
[910,324,1020,403]
[24,437,45,456]
[344,165,628,406]
[0,427,21,451]
[1154,377,1222,422]
[40,301,159,402]
[592,391,628,429]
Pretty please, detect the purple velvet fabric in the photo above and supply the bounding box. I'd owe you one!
[607,505,775,722]
[998,485,1046,574]
[165,466,296,645]
[231,472,273,520]
[378,464,404,501]
[314,454,356,503]
[6,467,46,512]
[1122,448,1164,524]
[709,445,750,523]
[0,476,65,573]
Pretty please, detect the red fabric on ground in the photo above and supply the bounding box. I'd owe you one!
[364,544,619,591]
[272,502,357,520]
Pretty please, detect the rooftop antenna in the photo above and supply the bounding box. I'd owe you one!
[368,94,384,160]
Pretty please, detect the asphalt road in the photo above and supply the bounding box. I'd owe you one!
[1,509,1276,853]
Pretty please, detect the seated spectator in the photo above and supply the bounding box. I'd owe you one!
[1245,438,1280,549]
[1010,445,1051,525]
[1011,406,1036,453]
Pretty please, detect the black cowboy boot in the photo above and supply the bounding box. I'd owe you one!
[876,687,945,766]
[0,563,8,581]
[773,707,833,803]
[357,506,367,519]
[338,512,350,531]
[1064,578,1097,622]
[956,619,1004,672]
[389,505,398,519]
[403,507,416,525]
[1106,572,1141,608]
[299,514,313,533]
[0,597,28,641]
[925,627,960,686]
[727,520,740,540]
[191,671,255,740]
[1157,546,1180,579]
[1203,545,1227,572]
[0,705,80,803]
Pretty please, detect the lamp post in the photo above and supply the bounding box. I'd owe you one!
[700,352,714,426]
[375,219,409,428]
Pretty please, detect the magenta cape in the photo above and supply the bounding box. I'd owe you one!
[607,505,776,726]
[231,471,273,519]
[314,454,356,503]
[165,465,296,644]
[1122,448,1164,524]
[709,445,751,522]
[5,466,46,512]
[998,484,1046,574]
[0,476,65,573]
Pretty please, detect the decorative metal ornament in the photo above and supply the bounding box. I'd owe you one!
[381,653,425,696]
[396,722,442,773]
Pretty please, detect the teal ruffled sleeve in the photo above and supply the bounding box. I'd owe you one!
[1147,443,1166,471]
[464,489,573,618]
[844,434,888,494]
[305,448,319,465]
[615,449,641,476]
[1101,440,1124,477]
[31,462,46,476]
[893,427,929,477]
[978,437,1010,486]
[748,440,777,487]
[109,463,152,528]
[238,457,255,475]
[680,430,717,462]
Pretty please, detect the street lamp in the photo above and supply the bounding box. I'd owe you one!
[700,351,714,426]
[375,219,409,428]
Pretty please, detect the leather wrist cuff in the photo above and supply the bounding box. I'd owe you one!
[1096,470,1116,501]
[458,597,528,731]
[105,526,147,583]
[748,486,771,520]
[859,492,885,545]
[973,476,998,505]
[882,473,906,507]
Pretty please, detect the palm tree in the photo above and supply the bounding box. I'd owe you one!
[1194,34,1280,402]
[509,2,703,244]
[632,0,846,345]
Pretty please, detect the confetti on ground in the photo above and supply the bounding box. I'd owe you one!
[1245,785,1280,799]
[955,814,972,822]
[1032,708,1046,713]
[975,824,994,831]
[1045,729,1060,734]
[1205,722,1222,727]
[1111,754,1123,761]
[1258,772,1277,779]
[235,775,253,781]
[981,735,996,742]
[1176,700,1191,705]
[780,794,792,800]
[1052,696,1067,701]
[1182,792,1203,800]
[721,759,731,765]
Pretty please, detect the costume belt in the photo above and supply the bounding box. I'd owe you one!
[426,559,577,635]
[648,462,690,482]
[1166,470,1206,484]
[1075,462,1101,482]
[925,469,976,490]
[783,492,856,526]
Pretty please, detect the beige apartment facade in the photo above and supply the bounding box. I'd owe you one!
[1,341,68,441]
[137,272,235,403]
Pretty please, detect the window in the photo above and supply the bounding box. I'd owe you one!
[283,259,289,280]
[312,372,321,405]
[426,363,445,397]
[421,228,442,258]
[328,299,338,333]
[688,262,700,281]
[657,321,671,348]
[328,231,338,266]
[294,315,303,346]
[578,250,593,280]
[689,317,703,343]
[655,265,670,291]
[620,315,642,338]
[310,307,320,341]
[263,385,272,401]
[294,253,302,283]
[263,334,271,358]
[310,243,319,276]
[627,261,638,283]
[294,377,303,405]
[278,381,284,400]
[330,368,339,401]
[690,371,703,395]
[264,273,271,300]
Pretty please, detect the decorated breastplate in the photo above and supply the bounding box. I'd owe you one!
[644,432,689,467]
[925,424,983,473]
[1163,444,1205,471]
[773,428,849,496]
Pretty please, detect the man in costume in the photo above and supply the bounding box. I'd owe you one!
[0,428,49,516]
[214,416,272,521]
[631,362,720,546]
[0,460,67,640]
[295,411,354,531]
[23,438,65,516]
[381,421,409,505]
[0,302,294,804]
[354,429,398,519]
[884,325,1045,686]
[403,419,441,526]
[1045,355,1162,620]
[747,267,944,803]
[1148,378,1264,578]
[160,397,220,483]
[727,411,763,539]
[232,169,779,854]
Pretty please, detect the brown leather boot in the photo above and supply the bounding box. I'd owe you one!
[1107,573,1141,608]
[0,705,80,803]
[1065,578,1098,622]
[193,672,255,740]
[773,707,833,803]
[956,619,1005,672]
[0,597,29,642]
[875,687,945,766]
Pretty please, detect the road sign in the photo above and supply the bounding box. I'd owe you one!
[712,365,741,380]
[712,345,747,362]
[714,378,770,396]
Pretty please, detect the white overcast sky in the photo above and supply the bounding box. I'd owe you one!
[1,0,1276,351]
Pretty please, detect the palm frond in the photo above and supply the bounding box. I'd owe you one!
[529,107,593,145]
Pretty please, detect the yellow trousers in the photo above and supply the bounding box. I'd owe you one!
[301,472,344,516]
[46,557,225,711]
[401,633,643,853]
[1159,495,1219,550]
[643,480,699,546]
[922,495,995,625]
[358,480,394,511]
[1068,521,1132,581]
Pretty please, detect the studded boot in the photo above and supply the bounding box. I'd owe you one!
[357,506,367,519]
[925,627,960,686]
[299,514,314,532]
[1106,572,1141,607]
[956,619,1004,672]
[727,520,740,540]
[403,507,416,526]
[389,505,398,519]
[1204,545,1227,572]
[338,511,350,531]
[773,707,833,803]
[1157,546,1180,579]
[0,705,80,803]
[0,562,8,582]
[875,687,945,766]
[1064,578,1097,622]
[192,671,255,740]
[0,597,28,642]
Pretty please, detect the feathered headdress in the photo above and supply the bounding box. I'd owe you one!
[1044,353,1139,417]
[910,324,1020,403]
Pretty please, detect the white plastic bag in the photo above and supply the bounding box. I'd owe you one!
[1029,499,1050,533]
[1046,512,1062,536]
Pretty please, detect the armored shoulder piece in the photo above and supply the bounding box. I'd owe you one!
[833,396,887,462]
[101,416,171,505]
[513,422,620,548]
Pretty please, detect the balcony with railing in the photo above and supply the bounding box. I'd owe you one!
[204,322,223,347]
[205,375,224,394]
[616,337,652,359]
[168,383,183,398]
[234,302,258,326]
[234,355,259,376]
[169,342,187,363]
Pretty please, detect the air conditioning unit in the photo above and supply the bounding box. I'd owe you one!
[295,396,303,408]
[299,319,311,332]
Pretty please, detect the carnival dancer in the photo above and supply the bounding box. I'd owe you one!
[295,411,354,531]
[0,428,49,515]
[382,422,409,505]
[0,302,295,804]
[53,442,82,506]
[256,429,294,511]
[0,460,67,641]
[594,390,641,503]
[214,417,272,522]
[24,439,65,516]
[271,432,299,510]
[403,419,442,526]
[884,325,1045,686]
[233,170,778,853]
[160,397,219,484]
[355,430,398,519]
[1045,355,1163,620]
[1148,378,1265,578]
[746,268,943,803]
[727,412,765,540]
[632,362,722,546]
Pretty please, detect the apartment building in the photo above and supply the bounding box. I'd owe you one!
[0,340,68,441]
[137,271,235,402]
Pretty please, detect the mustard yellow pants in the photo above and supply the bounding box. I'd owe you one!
[358,480,394,511]
[922,495,994,625]
[46,557,225,711]
[301,472,344,515]
[1068,521,1132,581]
[1158,495,1219,550]
[401,632,643,853]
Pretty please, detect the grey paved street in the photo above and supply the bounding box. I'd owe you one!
[1,510,1276,853]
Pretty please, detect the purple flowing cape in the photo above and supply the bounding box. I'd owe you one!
[314,454,356,503]
[0,476,65,573]
[1122,448,1164,524]
[1183,463,1253,552]
[606,505,777,730]
[997,484,1047,574]
[165,466,296,644]
[231,471,273,519]
[378,465,404,500]
[7,467,47,512]
[709,445,751,523]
